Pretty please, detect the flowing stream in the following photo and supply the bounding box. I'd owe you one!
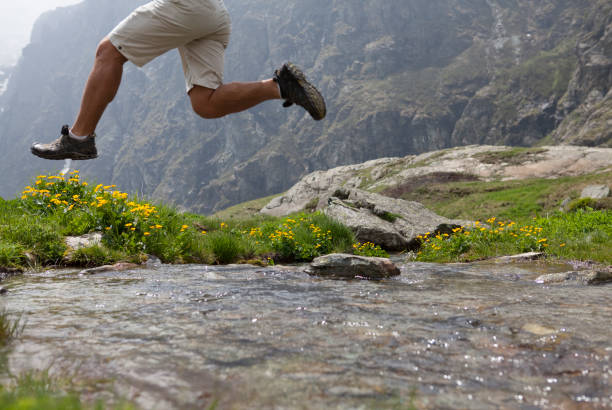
[1,260,611,409]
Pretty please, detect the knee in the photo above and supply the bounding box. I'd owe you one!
[95,38,127,64]
[192,103,224,119]
[189,88,225,119]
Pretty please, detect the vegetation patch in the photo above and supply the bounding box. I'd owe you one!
[393,170,612,222]
[473,147,548,165]
[375,211,402,223]
[381,172,480,199]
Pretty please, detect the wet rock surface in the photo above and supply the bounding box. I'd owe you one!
[307,253,401,279]
[0,266,23,282]
[536,266,612,285]
[3,262,611,409]
[79,262,141,276]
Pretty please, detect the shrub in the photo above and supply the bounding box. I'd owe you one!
[567,197,596,212]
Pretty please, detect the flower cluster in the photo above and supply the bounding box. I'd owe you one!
[21,171,164,252]
[262,214,335,261]
[352,242,388,258]
[416,217,561,262]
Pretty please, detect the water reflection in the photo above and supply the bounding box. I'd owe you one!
[2,261,611,409]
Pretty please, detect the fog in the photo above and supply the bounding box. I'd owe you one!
[0,0,82,67]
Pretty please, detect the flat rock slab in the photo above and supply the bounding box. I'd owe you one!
[65,233,103,250]
[536,267,612,285]
[580,185,610,199]
[307,253,400,279]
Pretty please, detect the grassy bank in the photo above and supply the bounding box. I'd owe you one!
[416,210,612,264]
[398,171,612,264]
[1,172,392,270]
[388,170,612,221]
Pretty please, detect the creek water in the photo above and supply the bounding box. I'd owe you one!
[1,260,611,409]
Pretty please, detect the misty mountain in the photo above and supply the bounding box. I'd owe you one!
[0,0,610,213]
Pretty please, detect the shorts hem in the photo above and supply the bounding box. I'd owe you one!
[186,80,222,94]
[108,33,149,68]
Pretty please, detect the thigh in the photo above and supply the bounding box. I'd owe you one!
[179,36,227,92]
[109,0,224,67]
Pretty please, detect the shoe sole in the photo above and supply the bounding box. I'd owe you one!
[30,147,97,160]
[285,63,327,121]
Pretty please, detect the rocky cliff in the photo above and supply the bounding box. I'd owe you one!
[0,0,610,213]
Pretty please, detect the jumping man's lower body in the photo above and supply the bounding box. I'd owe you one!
[31,0,326,160]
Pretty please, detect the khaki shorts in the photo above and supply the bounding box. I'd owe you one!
[109,0,231,92]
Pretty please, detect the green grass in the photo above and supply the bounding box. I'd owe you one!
[397,171,612,222]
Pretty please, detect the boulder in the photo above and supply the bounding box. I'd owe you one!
[580,185,610,199]
[535,266,612,285]
[307,253,401,279]
[324,188,470,251]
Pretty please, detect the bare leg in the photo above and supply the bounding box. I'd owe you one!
[188,79,281,119]
[71,38,127,136]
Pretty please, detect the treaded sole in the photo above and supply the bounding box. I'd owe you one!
[284,63,327,121]
[30,146,97,160]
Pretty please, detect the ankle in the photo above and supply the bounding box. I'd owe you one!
[265,78,281,99]
[69,128,90,141]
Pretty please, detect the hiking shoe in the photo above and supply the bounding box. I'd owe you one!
[31,125,97,160]
[274,62,326,121]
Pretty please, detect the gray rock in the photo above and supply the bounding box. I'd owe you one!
[323,188,469,251]
[145,255,162,268]
[559,197,571,211]
[65,233,103,250]
[580,185,610,199]
[307,253,401,279]
[536,266,612,285]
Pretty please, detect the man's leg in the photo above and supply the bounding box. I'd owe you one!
[188,80,280,119]
[31,37,127,160]
[71,38,127,136]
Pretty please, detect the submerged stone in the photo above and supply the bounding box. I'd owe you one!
[536,266,612,285]
[79,262,140,276]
